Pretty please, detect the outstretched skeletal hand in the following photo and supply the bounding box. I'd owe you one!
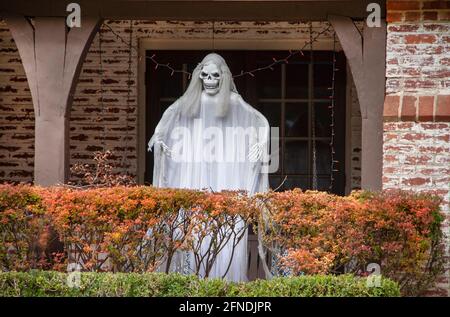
[248,142,264,163]
[148,139,172,157]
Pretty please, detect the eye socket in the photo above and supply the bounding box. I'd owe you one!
[212,72,220,78]
[200,72,208,77]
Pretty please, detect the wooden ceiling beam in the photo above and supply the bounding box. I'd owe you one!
[1,0,385,21]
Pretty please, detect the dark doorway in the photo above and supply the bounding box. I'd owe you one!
[145,50,346,194]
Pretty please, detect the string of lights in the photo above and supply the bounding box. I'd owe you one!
[234,25,332,79]
[310,22,318,191]
[329,32,339,192]
[102,22,333,79]
[98,23,106,147]
[122,19,133,170]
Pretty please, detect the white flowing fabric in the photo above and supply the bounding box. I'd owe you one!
[149,54,269,281]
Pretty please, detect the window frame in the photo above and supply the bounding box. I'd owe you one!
[143,49,346,194]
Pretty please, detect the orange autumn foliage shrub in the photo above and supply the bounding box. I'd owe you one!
[190,190,258,277]
[255,189,445,296]
[255,190,368,275]
[41,186,256,278]
[0,184,445,295]
[0,184,61,271]
[349,190,445,295]
[42,186,205,273]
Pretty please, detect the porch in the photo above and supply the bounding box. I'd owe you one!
[0,0,387,193]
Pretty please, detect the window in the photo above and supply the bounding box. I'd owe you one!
[145,50,346,194]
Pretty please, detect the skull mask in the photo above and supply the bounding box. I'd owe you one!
[199,63,221,95]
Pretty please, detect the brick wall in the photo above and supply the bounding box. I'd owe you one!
[70,21,139,180]
[384,0,450,296]
[0,23,34,181]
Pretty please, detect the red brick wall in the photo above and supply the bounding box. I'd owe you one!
[0,20,140,183]
[70,21,138,180]
[0,23,34,181]
[384,0,450,296]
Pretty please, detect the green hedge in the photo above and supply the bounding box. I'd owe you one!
[0,271,400,297]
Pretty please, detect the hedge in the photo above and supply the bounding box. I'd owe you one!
[0,271,400,297]
[0,184,445,296]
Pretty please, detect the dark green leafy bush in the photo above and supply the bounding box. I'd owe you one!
[0,271,400,297]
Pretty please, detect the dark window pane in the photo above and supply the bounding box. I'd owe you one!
[269,176,282,190]
[285,63,309,98]
[284,176,309,190]
[158,71,183,98]
[313,140,332,174]
[284,140,308,174]
[314,63,333,98]
[187,62,198,73]
[313,102,332,137]
[285,103,308,137]
[160,101,174,114]
[269,142,281,174]
[256,103,281,129]
[317,177,331,191]
[256,67,281,99]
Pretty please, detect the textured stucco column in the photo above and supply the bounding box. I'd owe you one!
[329,15,386,191]
[35,116,70,185]
[5,15,101,185]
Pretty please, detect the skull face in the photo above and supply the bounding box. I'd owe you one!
[199,63,221,95]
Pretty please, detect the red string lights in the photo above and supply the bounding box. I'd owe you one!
[102,22,333,79]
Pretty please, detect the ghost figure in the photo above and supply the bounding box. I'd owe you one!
[148,53,269,281]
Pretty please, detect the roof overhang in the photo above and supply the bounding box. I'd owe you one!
[1,0,386,21]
